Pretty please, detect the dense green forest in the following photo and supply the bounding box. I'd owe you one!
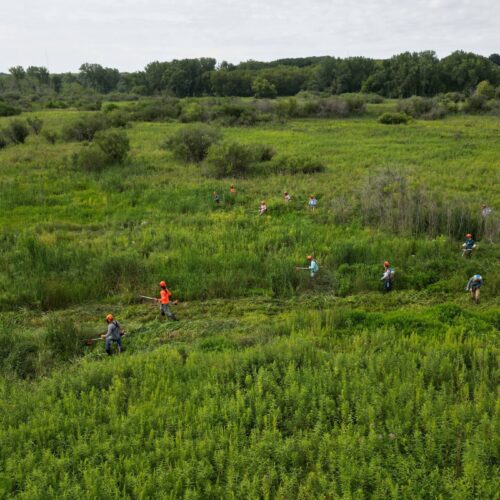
[2,50,500,107]
[0,88,498,496]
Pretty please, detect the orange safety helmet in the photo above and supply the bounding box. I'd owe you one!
[466,233,472,238]
[307,255,313,260]
[106,314,113,322]
[384,261,390,267]
[159,281,166,287]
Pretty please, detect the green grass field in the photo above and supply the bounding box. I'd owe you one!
[0,104,498,498]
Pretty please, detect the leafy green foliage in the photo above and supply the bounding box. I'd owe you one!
[378,112,410,124]
[62,113,109,141]
[73,144,111,171]
[252,76,278,98]
[4,118,29,143]
[269,154,326,174]
[164,123,222,163]
[0,100,21,117]
[26,116,43,134]
[0,105,498,497]
[204,141,256,177]
[94,128,130,163]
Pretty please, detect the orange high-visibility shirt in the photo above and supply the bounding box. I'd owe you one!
[160,289,172,304]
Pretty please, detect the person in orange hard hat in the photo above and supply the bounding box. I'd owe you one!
[157,281,178,321]
[100,314,123,355]
[381,261,395,292]
[462,233,476,257]
[296,255,319,278]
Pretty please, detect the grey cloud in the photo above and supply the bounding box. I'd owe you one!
[1,0,498,72]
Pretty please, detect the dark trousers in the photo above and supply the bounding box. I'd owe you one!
[384,280,393,292]
[105,336,122,355]
[161,303,177,320]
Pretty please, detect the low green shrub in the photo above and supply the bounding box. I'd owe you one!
[464,94,490,113]
[26,116,43,135]
[164,124,222,163]
[4,119,30,144]
[94,128,130,163]
[43,317,88,361]
[204,141,256,177]
[73,144,111,172]
[397,96,446,119]
[378,112,410,124]
[76,99,102,111]
[249,143,276,162]
[132,99,181,121]
[269,154,326,174]
[42,130,58,144]
[179,102,207,122]
[62,113,109,141]
[0,101,21,117]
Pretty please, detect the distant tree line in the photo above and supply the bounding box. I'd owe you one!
[1,51,500,100]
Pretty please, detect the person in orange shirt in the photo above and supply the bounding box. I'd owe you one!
[157,281,178,321]
[229,184,237,195]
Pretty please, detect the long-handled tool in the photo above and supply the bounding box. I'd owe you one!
[85,331,126,346]
[140,295,157,301]
[140,295,178,305]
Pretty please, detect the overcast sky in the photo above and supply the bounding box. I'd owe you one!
[1,0,498,72]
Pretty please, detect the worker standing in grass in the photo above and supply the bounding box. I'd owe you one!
[213,191,221,205]
[157,281,178,321]
[229,184,237,195]
[466,274,483,304]
[259,200,267,215]
[308,195,318,210]
[296,255,319,278]
[101,314,123,356]
[381,261,395,292]
[284,191,291,202]
[462,233,476,257]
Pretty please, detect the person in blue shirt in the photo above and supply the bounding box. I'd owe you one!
[462,233,476,257]
[308,195,318,210]
[296,255,319,278]
[465,274,483,304]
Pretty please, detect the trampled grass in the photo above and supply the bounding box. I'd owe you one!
[0,104,498,497]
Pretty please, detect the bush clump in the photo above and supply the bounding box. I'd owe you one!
[72,128,130,171]
[378,112,410,124]
[464,94,490,113]
[269,154,326,175]
[204,141,257,177]
[27,116,43,135]
[132,99,181,122]
[62,113,109,142]
[73,145,111,172]
[0,101,21,117]
[164,124,222,163]
[397,96,446,120]
[4,119,30,144]
[94,129,130,163]
[42,130,58,144]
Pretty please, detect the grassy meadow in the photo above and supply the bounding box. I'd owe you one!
[0,102,499,498]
